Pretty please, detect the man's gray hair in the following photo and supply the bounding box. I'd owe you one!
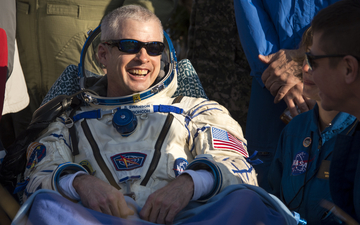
[101,5,163,41]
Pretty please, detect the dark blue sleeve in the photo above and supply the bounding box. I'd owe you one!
[233,0,280,87]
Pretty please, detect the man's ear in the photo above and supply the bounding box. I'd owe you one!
[97,43,109,66]
[344,55,359,84]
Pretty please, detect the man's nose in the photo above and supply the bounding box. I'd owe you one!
[135,48,150,63]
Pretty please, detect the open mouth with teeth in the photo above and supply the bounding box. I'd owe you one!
[128,69,149,77]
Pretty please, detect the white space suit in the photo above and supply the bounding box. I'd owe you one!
[22,30,257,207]
[23,73,257,207]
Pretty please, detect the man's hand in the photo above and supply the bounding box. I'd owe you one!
[282,82,309,117]
[260,49,310,117]
[73,174,134,218]
[139,174,194,224]
[260,49,303,102]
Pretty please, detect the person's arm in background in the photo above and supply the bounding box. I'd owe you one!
[234,0,278,84]
[234,0,309,117]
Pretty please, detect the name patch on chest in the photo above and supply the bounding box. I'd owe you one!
[110,152,147,171]
[211,127,249,157]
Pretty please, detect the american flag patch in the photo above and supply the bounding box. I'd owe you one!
[211,127,249,158]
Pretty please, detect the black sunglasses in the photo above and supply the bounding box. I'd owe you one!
[305,52,347,71]
[305,52,360,71]
[103,39,165,56]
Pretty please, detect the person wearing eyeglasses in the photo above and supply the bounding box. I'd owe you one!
[308,0,360,223]
[234,0,342,193]
[14,5,302,225]
[0,0,177,163]
[268,26,357,225]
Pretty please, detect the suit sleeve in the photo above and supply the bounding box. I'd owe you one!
[233,0,280,86]
[184,99,258,201]
[22,118,87,201]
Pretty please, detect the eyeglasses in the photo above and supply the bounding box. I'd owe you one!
[305,52,360,71]
[305,52,348,71]
[103,39,165,56]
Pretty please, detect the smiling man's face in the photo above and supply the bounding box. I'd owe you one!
[100,18,162,97]
[310,32,348,112]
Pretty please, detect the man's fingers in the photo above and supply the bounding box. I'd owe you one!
[86,197,107,213]
[139,200,152,221]
[261,59,291,90]
[140,193,170,223]
[263,68,281,93]
[258,54,274,64]
[260,53,278,85]
[119,206,134,218]
[296,100,310,114]
[263,62,293,85]
[148,203,161,223]
[74,175,134,219]
[282,81,307,117]
[164,206,180,225]
[283,94,299,117]
[157,205,179,224]
[274,92,286,104]
[157,208,169,224]
[285,100,299,117]
[89,204,102,214]
[125,207,135,217]
[118,207,135,219]
[288,106,300,118]
[108,202,121,218]
[116,196,135,218]
[99,205,112,216]
[140,175,193,224]
[95,196,114,216]
[274,84,294,103]
[284,96,308,118]
[268,81,281,97]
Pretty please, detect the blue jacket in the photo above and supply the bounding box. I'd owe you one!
[233,0,341,192]
[234,0,339,86]
[269,104,356,225]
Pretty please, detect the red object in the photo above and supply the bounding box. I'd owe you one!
[0,28,8,120]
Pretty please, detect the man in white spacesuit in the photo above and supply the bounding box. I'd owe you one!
[18,5,295,225]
